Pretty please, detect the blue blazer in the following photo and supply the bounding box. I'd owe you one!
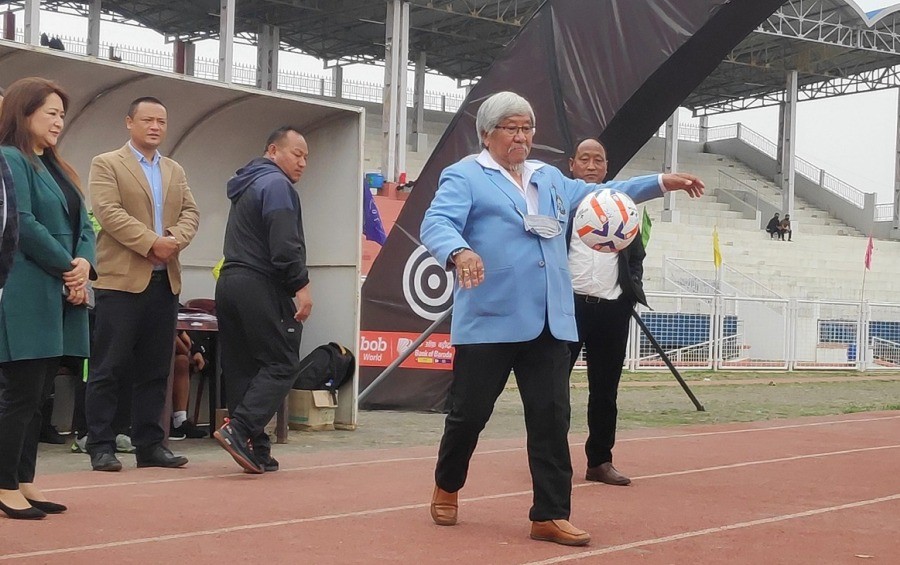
[421,158,661,345]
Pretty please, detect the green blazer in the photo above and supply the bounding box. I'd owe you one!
[0,146,96,362]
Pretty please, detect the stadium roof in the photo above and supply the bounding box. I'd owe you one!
[5,0,900,114]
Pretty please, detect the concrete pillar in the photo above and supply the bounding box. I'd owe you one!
[24,0,40,46]
[87,0,101,57]
[411,50,428,153]
[778,70,798,217]
[698,115,709,145]
[894,88,900,232]
[218,0,235,83]
[332,65,343,99]
[661,108,680,223]
[381,0,409,182]
[3,12,14,41]
[256,23,279,91]
[173,41,196,75]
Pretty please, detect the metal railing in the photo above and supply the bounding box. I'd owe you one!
[875,203,894,222]
[663,257,782,299]
[706,123,870,211]
[11,29,467,113]
[870,336,900,367]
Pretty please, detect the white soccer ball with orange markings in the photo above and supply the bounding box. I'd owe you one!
[573,189,639,252]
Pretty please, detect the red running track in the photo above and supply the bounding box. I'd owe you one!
[1,411,898,564]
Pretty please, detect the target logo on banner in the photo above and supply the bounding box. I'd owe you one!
[403,245,454,321]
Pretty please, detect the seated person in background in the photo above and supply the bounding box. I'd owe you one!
[779,214,792,241]
[765,213,780,238]
[170,331,208,439]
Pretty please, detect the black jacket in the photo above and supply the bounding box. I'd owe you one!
[221,157,308,295]
[617,234,648,307]
[0,153,18,289]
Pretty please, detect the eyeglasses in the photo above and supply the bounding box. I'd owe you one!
[494,125,535,136]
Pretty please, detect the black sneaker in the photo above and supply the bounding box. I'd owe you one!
[214,419,263,474]
[178,420,207,439]
[249,446,279,473]
[168,422,187,441]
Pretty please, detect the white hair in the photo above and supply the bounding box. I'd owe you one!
[475,91,535,139]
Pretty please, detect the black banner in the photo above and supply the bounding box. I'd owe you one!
[359,0,785,411]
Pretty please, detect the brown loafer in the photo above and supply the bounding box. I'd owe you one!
[530,519,591,546]
[585,462,631,486]
[430,485,458,526]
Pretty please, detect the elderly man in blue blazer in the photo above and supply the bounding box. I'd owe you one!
[421,91,703,546]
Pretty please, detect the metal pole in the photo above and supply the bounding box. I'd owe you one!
[631,309,705,411]
[358,308,452,404]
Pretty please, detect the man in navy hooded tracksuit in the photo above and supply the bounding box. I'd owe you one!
[213,126,313,474]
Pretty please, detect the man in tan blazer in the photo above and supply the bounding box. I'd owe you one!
[86,96,199,472]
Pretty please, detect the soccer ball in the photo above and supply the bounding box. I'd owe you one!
[573,189,639,252]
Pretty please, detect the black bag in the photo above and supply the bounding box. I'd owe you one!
[293,342,356,392]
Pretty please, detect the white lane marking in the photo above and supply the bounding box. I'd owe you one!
[5,443,898,561]
[42,414,900,494]
[521,494,900,564]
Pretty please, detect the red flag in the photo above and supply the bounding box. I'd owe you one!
[864,236,874,271]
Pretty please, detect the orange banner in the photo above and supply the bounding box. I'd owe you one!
[359,331,454,370]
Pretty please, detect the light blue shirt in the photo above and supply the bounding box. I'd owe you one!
[128,142,164,236]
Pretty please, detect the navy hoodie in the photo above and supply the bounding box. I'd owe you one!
[222,157,308,295]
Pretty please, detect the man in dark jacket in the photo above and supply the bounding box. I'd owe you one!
[213,126,312,474]
[765,213,780,238]
[567,138,648,487]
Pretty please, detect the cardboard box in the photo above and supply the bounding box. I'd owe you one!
[288,390,337,431]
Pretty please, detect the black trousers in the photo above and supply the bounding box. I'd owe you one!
[85,275,178,455]
[216,269,301,452]
[0,358,60,489]
[568,295,633,468]
[436,326,572,521]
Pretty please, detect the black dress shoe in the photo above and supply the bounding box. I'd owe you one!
[91,451,123,472]
[0,500,46,520]
[136,445,188,468]
[25,498,67,514]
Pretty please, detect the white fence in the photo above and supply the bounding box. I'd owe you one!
[572,292,900,371]
[12,30,466,114]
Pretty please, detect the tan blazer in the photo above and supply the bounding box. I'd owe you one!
[89,144,199,294]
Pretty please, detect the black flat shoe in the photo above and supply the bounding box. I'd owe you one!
[25,498,67,514]
[0,500,46,520]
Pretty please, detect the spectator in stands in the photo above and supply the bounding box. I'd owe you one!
[213,126,312,474]
[780,214,792,241]
[420,91,704,546]
[169,330,208,440]
[765,212,780,238]
[85,96,199,472]
[0,78,96,519]
[566,138,646,487]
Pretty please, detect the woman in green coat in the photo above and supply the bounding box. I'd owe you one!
[0,78,95,520]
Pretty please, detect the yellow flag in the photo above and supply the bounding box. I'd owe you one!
[712,226,722,269]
